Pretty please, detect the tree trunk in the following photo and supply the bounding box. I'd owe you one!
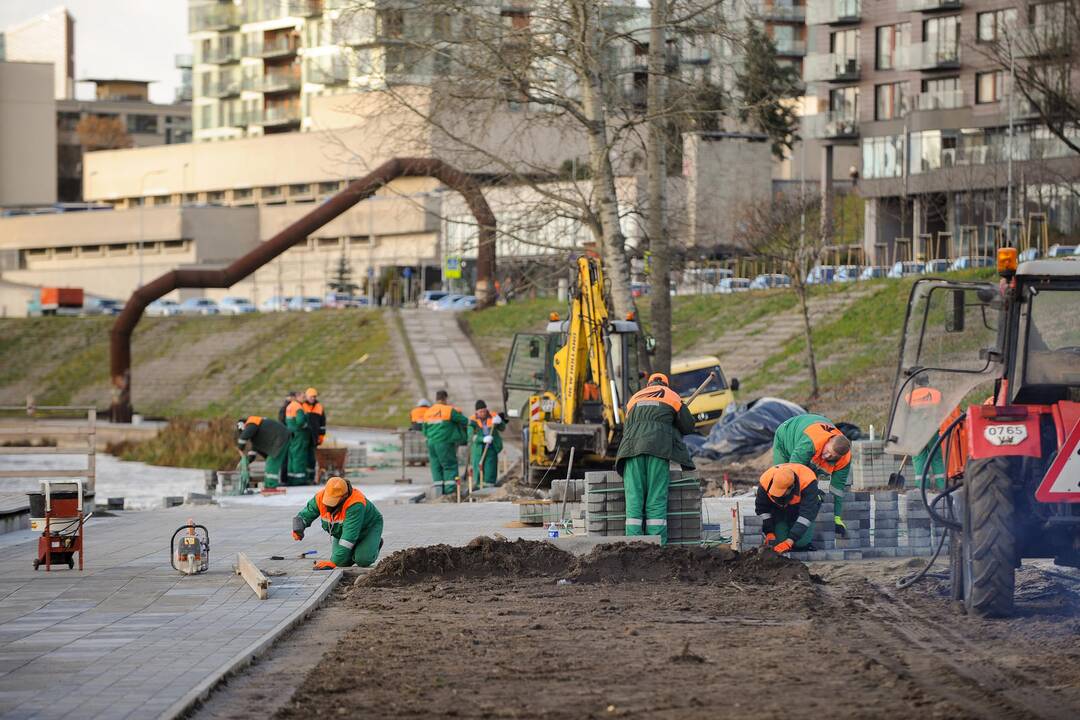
[796,284,820,400]
[574,1,633,319]
[647,0,672,374]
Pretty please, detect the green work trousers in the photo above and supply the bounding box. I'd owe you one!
[622,454,670,545]
[263,446,287,489]
[470,444,499,487]
[428,441,459,495]
[773,513,815,550]
[338,516,384,568]
[913,438,946,490]
[305,442,316,482]
[287,432,310,486]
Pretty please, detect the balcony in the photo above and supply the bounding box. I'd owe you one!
[252,36,299,58]
[915,89,965,111]
[804,53,859,82]
[898,42,960,70]
[806,0,860,26]
[803,111,859,140]
[190,4,239,32]
[776,39,807,57]
[307,63,350,85]
[760,3,806,23]
[207,78,242,99]
[248,69,302,93]
[1013,24,1072,58]
[253,104,302,127]
[242,1,323,24]
[897,0,962,11]
[205,45,241,64]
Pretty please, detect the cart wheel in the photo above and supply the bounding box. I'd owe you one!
[33,559,40,570]
[68,558,75,569]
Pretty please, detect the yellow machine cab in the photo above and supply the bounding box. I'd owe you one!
[669,356,738,431]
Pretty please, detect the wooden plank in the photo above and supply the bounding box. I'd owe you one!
[235,552,270,600]
[0,469,88,478]
[0,447,89,455]
[0,428,95,437]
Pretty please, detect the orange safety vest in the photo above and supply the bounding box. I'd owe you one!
[804,422,852,473]
[245,415,263,426]
[626,385,683,414]
[759,463,818,506]
[906,387,943,408]
[469,414,495,432]
[424,403,458,423]
[315,487,367,524]
[410,406,428,424]
[285,400,304,419]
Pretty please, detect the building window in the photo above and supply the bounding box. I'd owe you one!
[127,114,159,134]
[924,16,961,64]
[829,86,859,119]
[316,237,341,250]
[163,240,187,252]
[377,9,404,39]
[976,71,1006,104]
[288,183,312,196]
[876,23,910,70]
[862,136,904,179]
[153,195,171,206]
[875,81,909,120]
[318,181,341,195]
[1031,1,1067,27]
[232,188,253,203]
[977,8,1017,43]
[57,111,81,131]
[183,192,200,204]
[830,28,859,61]
[199,104,213,131]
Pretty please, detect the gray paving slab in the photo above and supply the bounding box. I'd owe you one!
[0,489,542,720]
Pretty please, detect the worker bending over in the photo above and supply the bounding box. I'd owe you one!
[410,398,431,431]
[292,476,383,568]
[906,376,947,489]
[756,463,821,554]
[423,389,468,495]
[617,373,696,545]
[283,392,310,486]
[468,400,502,487]
[772,414,851,538]
[302,387,326,482]
[236,415,289,489]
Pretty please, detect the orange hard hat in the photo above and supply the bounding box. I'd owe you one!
[323,476,349,505]
[648,372,669,386]
[760,466,798,506]
[305,387,318,397]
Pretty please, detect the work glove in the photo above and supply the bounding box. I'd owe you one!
[483,435,494,445]
[773,539,795,554]
[313,560,336,570]
[491,414,502,425]
[292,516,305,541]
[291,531,303,541]
[834,516,847,538]
[762,532,777,547]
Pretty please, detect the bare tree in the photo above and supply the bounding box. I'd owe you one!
[76,115,133,152]
[740,192,825,399]
[647,0,672,374]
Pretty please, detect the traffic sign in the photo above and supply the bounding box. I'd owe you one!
[1036,421,1080,503]
[445,256,462,279]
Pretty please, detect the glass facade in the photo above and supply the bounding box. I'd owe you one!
[862,134,905,179]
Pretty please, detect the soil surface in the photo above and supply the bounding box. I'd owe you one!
[269,541,1080,719]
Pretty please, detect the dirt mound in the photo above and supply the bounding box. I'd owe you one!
[569,543,813,585]
[358,536,576,586]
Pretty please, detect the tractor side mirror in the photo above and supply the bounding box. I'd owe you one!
[644,335,657,354]
[946,289,965,333]
[731,378,740,392]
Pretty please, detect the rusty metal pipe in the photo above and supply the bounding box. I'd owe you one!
[109,157,496,422]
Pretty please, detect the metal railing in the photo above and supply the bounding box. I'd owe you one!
[208,77,242,98]
[806,0,860,25]
[897,41,960,70]
[804,52,859,82]
[190,4,239,32]
[897,0,962,11]
[776,39,807,56]
[802,111,859,139]
[247,69,302,93]
[915,88,965,111]
[205,45,241,64]
[1013,23,1072,57]
[242,0,322,23]
[251,36,299,58]
[759,3,806,23]
[253,104,302,125]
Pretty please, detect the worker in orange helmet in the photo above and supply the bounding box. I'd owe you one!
[755,463,821,554]
[292,476,384,569]
[302,387,325,483]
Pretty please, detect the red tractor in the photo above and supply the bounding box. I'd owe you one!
[886,249,1080,616]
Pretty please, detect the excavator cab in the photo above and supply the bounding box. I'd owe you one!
[886,252,1080,616]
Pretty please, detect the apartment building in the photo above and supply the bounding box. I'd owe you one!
[803,0,1080,262]
[0,6,75,100]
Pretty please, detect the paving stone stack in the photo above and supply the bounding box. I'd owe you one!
[666,474,703,545]
[872,491,900,550]
[585,471,625,536]
[518,500,547,525]
[849,440,904,490]
[899,491,933,553]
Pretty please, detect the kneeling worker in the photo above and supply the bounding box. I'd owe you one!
[617,372,696,545]
[236,416,290,489]
[292,476,384,569]
[756,464,821,554]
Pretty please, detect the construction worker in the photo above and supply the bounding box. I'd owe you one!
[906,377,947,489]
[292,476,383,568]
[772,414,851,539]
[756,463,821,554]
[616,373,696,545]
[236,416,290,489]
[284,392,310,486]
[278,390,298,423]
[468,400,503,487]
[302,388,325,482]
[410,398,431,431]
[422,389,468,495]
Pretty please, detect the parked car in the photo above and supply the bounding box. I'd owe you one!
[448,295,478,311]
[1019,248,1041,262]
[949,255,994,271]
[858,266,888,280]
[179,298,220,316]
[324,292,367,309]
[287,296,323,312]
[421,291,449,309]
[718,277,751,294]
[630,282,650,298]
[748,273,791,290]
[833,265,861,283]
[433,293,465,310]
[219,296,256,314]
[260,295,290,312]
[923,259,952,274]
[1047,244,1076,257]
[805,265,837,285]
[83,297,123,316]
[887,261,926,279]
[146,299,180,317]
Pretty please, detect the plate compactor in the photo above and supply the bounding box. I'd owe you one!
[171,520,210,575]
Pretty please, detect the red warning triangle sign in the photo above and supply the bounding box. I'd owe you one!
[1036,422,1080,503]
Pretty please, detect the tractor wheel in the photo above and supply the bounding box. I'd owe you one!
[962,457,1017,617]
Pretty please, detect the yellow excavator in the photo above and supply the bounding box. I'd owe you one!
[501,255,644,483]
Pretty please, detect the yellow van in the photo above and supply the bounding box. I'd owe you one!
[669,356,738,432]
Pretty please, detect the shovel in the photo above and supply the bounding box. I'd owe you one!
[888,456,909,489]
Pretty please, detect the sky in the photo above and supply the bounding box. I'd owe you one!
[0,1,190,104]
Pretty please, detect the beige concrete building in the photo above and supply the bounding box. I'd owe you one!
[0,6,74,100]
[0,62,57,208]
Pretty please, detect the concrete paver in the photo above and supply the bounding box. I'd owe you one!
[0,489,544,720]
[400,309,502,412]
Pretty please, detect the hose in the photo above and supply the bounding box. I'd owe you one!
[896,483,962,589]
